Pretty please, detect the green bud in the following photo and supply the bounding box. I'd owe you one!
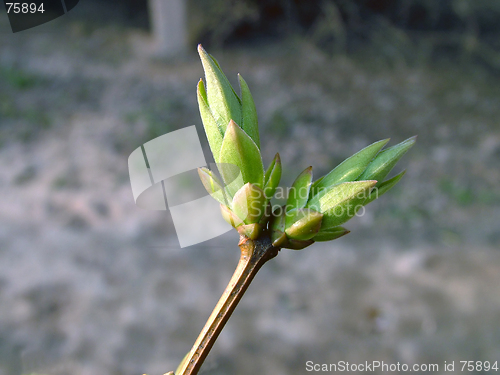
[364,170,406,205]
[286,166,313,211]
[270,206,287,247]
[197,79,224,162]
[263,153,282,199]
[313,226,350,242]
[232,183,267,225]
[307,180,377,228]
[219,120,264,195]
[238,74,260,148]
[198,167,230,207]
[196,47,416,245]
[236,223,262,240]
[357,136,416,186]
[311,139,389,198]
[284,208,323,241]
[198,44,242,132]
[220,204,244,228]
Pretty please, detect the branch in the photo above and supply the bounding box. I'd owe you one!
[176,235,279,375]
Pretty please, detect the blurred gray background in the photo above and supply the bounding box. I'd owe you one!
[1,1,500,374]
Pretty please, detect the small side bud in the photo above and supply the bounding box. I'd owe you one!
[237,223,262,240]
[232,183,267,224]
[284,208,323,241]
[307,180,377,228]
[198,167,230,206]
[270,206,287,247]
[220,204,244,228]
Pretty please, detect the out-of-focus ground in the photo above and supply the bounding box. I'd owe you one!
[0,2,500,375]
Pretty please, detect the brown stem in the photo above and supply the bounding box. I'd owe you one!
[176,235,279,375]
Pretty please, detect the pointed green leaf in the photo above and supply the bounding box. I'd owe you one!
[219,120,264,193]
[197,79,224,162]
[232,183,267,224]
[364,170,406,205]
[264,153,279,185]
[357,136,416,186]
[313,226,350,242]
[198,44,242,131]
[238,74,260,148]
[264,153,282,198]
[209,53,242,105]
[198,167,230,206]
[286,166,313,211]
[311,139,389,197]
[284,208,323,241]
[306,180,377,228]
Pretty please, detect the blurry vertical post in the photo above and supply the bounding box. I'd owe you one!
[3,0,80,33]
[128,126,233,247]
[148,0,187,56]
